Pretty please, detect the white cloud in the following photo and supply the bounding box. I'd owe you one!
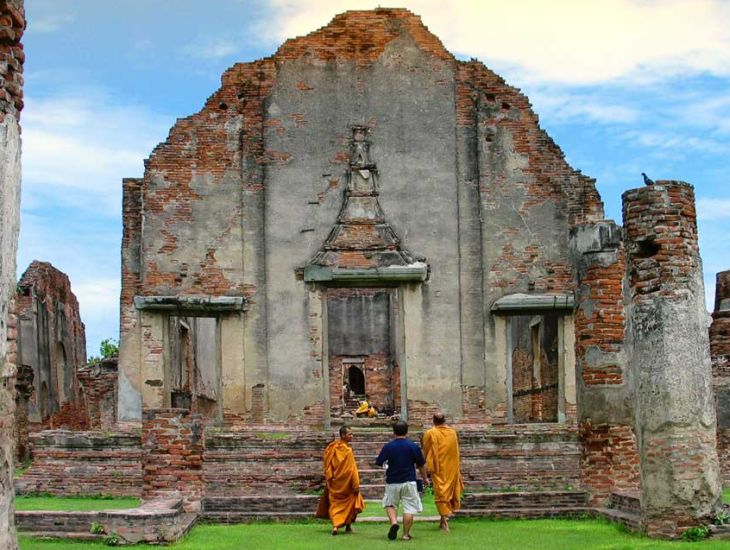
[697,198,730,221]
[22,94,172,211]
[533,91,639,124]
[184,37,240,60]
[31,14,75,34]
[258,0,730,85]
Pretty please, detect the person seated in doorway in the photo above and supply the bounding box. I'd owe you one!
[367,403,378,417]
[355,399,369,417]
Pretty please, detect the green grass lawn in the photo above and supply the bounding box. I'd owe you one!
[724,488,730,504]
[15,496,140,512]
[17,518,730,549]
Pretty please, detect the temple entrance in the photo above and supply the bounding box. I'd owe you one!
[327,287,400,419]
[347,364,365,396]
[167,315,221,422]
[508,313,560,423]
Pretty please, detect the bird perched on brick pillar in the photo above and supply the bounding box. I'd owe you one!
[642,172,655,186]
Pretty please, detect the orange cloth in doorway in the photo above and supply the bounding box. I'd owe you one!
[320,439,364,527]
[355,401,369,415]
[422,424,464,516]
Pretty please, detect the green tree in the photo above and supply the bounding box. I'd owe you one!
[87,338,119,365]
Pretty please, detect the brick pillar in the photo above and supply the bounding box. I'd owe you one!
[142,408,204,512]
[77,358,118,430]
[711,270,730,485]
[13,365,32,462]
[623,181,720,538]
[571,221,639,505]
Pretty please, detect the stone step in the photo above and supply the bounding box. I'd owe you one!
[201,511,315,523]
[15,510,99,533]
[203,495,320,513]
[609,490,641,515]
[595,507,642,532]
[462,490,588,509]
[709,525,730,539]
[456,506,592,519]
[19,531,106,541]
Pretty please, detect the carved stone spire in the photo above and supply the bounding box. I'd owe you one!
[305,127,427,282]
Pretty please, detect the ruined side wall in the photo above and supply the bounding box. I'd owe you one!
[570,221,638,504]
[455,61,604,421]
[16,261,86,423]
[711,270,730,484]
[0,2,24,547]
[623,181,720,538]
[118,178,142,422]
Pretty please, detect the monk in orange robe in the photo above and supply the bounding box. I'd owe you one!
[422,412,464,532]
[320,425,364,535]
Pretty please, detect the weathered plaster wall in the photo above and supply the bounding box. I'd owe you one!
[624,181,720,538]
[456,60,604,420]
[263,32,461,419]
[0,1,24,547]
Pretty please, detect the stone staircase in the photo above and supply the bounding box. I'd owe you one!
[201,423,586,520]
[456,490,590,519]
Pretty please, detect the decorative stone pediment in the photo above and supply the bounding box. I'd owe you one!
[304,126,427,284]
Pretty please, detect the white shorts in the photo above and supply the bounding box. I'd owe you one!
[382,481,423,515]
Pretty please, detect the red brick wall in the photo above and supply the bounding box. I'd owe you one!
[77,359,118,430]
[15,431,143,497]
[575,243,626,386]
[142,409,204,512]
[579,422,639,505]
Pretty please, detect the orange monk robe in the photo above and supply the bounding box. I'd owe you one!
[355,401,369,415]
[322,439,365,527]
[423,425,464,516]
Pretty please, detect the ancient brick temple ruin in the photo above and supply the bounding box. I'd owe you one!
[10,9,724,543]
[12,261,88,459]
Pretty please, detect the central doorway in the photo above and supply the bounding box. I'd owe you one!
[327,287,400,418]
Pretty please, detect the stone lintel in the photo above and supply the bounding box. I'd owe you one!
[303,264,427,283]
[133,295,247,314]
[491,293,574,314]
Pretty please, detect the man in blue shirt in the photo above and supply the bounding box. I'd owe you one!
[376,420,430,541]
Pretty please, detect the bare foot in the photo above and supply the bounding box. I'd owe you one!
[345,525,353,534]
[440,518,449,532]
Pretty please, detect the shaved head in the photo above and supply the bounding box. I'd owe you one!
[433,412,446,425]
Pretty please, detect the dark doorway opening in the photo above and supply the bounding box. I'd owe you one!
[348,365,365,396]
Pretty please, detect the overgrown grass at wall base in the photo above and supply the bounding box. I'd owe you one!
[17,519,730,549]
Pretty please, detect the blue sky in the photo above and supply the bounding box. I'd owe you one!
[18,0,730,357]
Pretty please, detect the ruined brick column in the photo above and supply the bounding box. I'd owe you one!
[77,358,118,430]
[13,364,32,463]
[623,181,720,538]
[571,221,639,505]
[0,2,25,548]
[142,409,204,512]
[711,270,730,484]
